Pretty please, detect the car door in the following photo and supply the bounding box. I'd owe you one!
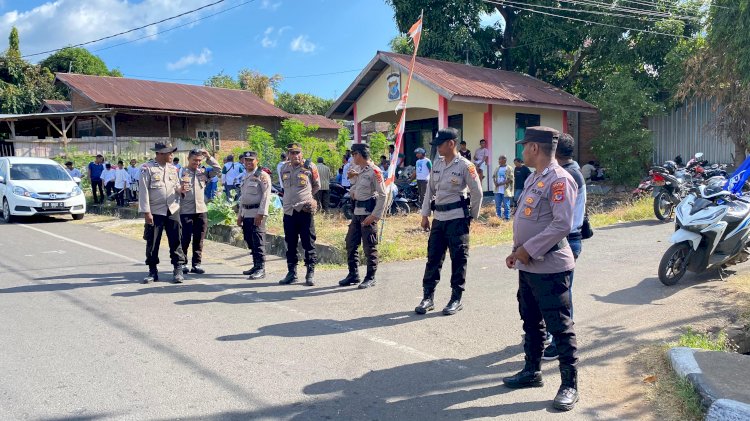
[0,159,7,201]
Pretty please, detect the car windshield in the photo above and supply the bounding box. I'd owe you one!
[9,163,71,181]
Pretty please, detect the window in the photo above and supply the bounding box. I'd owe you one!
[197,130,220,151]
[515,113,541,160]
[9,163,70,181]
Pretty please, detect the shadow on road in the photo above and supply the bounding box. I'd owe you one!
[595,219,666,231]
[0,272,140,294]
[590,273,722,306]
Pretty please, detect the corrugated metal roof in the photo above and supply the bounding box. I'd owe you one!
[328,51,596,119]
[289,114,341,130]
[55,73,291,118]
[40,100,73,113]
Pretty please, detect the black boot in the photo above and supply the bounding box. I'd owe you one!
[142,265,158,284]
[338,267,360,286]
[182,266,189,275]
[503,358,543,389]
[242,268,254,275]
[248,266,265,280]
[279,265,298,285]
[358,266,377,289]
[304,265,315,286]
[553,366,579,411]
[190,265,205,274]
[172,265,184,284]
[415,289,435,314]
[442,289,463,315]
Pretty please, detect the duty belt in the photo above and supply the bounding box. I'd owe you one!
[355,198,376,212]
[547,238,569,253]
[433,199,466,212]
[242,204,260,209]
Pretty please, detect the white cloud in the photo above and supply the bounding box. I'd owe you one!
[290,35,316,53]
[0,0,220,61]
[260,0,281,11]
[261,26,276,48]
[167,48,212,70]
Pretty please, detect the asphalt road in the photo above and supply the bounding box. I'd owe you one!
[0,217,736,420]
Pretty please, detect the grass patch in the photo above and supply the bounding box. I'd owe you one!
[676,327,735,352]
[589,197,653,228]
[727,273,750,328]
[640,344,705,421]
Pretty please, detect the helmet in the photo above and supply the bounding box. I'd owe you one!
[414,147,426,155]
[663,160,677,174]
[703,176,727,196]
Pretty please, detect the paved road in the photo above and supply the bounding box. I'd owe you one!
[0,218,736,420]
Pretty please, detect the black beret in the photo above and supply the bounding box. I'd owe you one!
[515,126,559,144]
[431,127,459,146]
[351,143,370,153]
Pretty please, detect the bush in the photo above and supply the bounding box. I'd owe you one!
[207,192,237,226]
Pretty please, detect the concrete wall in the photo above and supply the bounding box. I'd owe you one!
[357,67,438,122]
[491,105,564,171]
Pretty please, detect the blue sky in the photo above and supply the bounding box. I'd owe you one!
[0,0,407,99]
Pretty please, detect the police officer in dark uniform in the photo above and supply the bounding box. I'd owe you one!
[139,142,187,284]
[338,143,387,289]
[278,143,320,286]
[415,128,482,315]
[502,127,580,411]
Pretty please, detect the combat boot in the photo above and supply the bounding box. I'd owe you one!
[304,265,315,286]
[172,265,184,284]
[553,365,579,411]
[248,265,265,280]
[190,265,205,274]
[142,265,158,284]
[338,267,360,286]
[242,267,256,275]
[415,289,435,314]
[442,289,463,315]
[182,266,189,275]
[358,266,377,289]
[503,358,544,389]
[279,265,298,285]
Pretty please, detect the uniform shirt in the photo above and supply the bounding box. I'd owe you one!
[138,162,181,216]
[180,157,221,214]
[349,161,387,218]
[66,168,81,178]
[341,161,352,187]
[127,165,141,184]
[317,163,332,191]
[222,161,244,186]
[512,162,578,274]
[415,157,432,181]
[101,168,115,184]
[239,168,272,219]
[114,168,129,189]
[280,161,320,215]
[562,161,587,234]
[420,155,483,221]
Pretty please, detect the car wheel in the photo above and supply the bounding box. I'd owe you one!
[72,213,84,221]
[2,198,13,223]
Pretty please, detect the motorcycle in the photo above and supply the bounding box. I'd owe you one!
[651,153,705,221]
[328,182,348,208]
[657,180,750,286]
[632,176,654,199]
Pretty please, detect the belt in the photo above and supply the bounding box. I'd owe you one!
[242,204,260,209]
[355,198,376,209]
[547,238,569,253]
[434,200,466,212]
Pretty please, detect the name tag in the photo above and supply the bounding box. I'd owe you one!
[249,182,258,187]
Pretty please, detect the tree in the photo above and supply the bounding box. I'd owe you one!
[276,119,343,172]
[368,132,388,162]
[246,125,280,170]
[275,92,334,115]
[205,69,282,101]
[40,47,122,76]
[7,27,19,58]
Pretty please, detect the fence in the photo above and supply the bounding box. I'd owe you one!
[648,98,734,165]
[9,136,198,161]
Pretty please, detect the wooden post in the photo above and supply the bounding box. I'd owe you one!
[111,114,117,157]
[60,117,68,149]
[167,115,172,140]
[5,121,15,139]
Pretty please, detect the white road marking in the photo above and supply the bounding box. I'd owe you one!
[18,224,140,264]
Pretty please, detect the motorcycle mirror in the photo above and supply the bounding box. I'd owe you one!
[695,152,704,159]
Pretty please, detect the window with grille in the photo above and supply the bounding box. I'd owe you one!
[197,130,220,151]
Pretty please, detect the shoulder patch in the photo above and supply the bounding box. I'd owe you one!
[467,163,478,179]
[552,180,566,203]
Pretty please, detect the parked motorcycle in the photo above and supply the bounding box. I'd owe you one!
[657,180,750,286]
[651,153,707,221]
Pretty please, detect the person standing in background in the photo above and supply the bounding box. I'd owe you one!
[65,162,81,184]
[473,139,489,188]
[413,147,432,206]
[113,161,129,207]
[127,159,140,202]
[459,141,472,160]
[315,157,332,212]
[88,154,105,204]
[493,155,513,221]
[222,155,243,201]
[101,163,116,200]
[513,158,532,209]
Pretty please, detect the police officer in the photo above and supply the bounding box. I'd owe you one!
[237,151,272,279]
[179,148,221,275]
[502,126,580,411]
[415,128,482,316]
[139,142,187,284]
[278,143,320,286]
[338,143,387,289]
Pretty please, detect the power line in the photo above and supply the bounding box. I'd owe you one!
[619,0,735,10]
[91,0,257,54]
[22,0,227,58]
[500,0,698,22]
[124,68,363,83]
[557,0,702,21]
[484,0,691,38]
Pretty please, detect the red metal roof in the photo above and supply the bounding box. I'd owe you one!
[55,73,291,118]
[40,99,73,113]
[380,52,596,111]
[289,114,341,130]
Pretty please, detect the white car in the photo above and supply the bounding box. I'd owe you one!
[0,157,86,222]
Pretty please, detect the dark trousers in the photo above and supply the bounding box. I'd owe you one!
[417,180,428,206]
[345,214,378,273]
[180,213,208,266]
[316,189,330,212]
[422,218,470,292]
[518,270,578,368]
[91,179,104,204]
[243,217,267,268]
[144,210,186,267]
[105,181,115,199]
[283,210,317,266]
[115,188,125,207]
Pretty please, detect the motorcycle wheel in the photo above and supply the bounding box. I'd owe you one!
[658,242,691,286]
[653,192,674,221]
[342,202,353,220]
[390,201,410,216]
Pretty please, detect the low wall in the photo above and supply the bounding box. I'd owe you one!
[10,136,198,160]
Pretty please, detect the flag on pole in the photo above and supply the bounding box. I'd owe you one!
[408,16,423,49]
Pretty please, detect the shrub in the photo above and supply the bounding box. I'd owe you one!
[207,192,237,226]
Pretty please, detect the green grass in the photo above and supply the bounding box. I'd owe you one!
[590,197,653,228]
[641,344,705,421]
[675,327,735,352]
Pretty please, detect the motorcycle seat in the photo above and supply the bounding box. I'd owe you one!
[725,200,750,222]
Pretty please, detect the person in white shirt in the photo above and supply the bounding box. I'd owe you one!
[126,159,140,201]
[173,157,182,170]
[64,162,82,184]
[413,147,432,206]
[473,139,489,189]
[581,161,596,183]
[341,155,352,188]
[222,155,244,201]
[113,160,129,207]
[276,152,287,186]
[101,163,116,200]
[493,155,513,220]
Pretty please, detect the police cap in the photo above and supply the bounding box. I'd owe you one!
[287,143,302,152]
[240,151,258,160]
[515,126,559,144]
[431,127,459,146]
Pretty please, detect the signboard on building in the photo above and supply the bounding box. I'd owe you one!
[386,72,401,102]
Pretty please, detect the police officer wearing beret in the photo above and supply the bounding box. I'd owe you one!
[278,143,320,286]
[502,126,580,411]
[179,148,221,275]
[237,151,272,279]
[415,128,482,315]
[139,142,187,284]
[338,143,387,289]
